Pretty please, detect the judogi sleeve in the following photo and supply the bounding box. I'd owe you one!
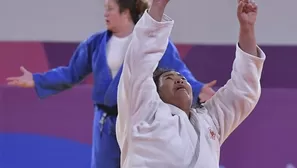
[33,40,93,99]
[204,44,266,144]
[117,10,174,127]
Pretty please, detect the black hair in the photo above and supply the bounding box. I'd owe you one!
[153,68,173,91]
[116,0,149,24]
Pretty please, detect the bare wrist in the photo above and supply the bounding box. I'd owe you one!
[240,25,255,33]
[148,0,168,22]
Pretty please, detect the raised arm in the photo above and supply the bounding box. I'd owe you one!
[204,0,265,144]
[117,0,173,126]
[33,39,93,98]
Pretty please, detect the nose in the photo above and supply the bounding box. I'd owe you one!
[174,79,184,84]
[104,10,108,17]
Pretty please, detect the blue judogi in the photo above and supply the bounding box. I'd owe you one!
[33,31,204,168]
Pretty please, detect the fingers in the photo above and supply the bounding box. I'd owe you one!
[7,80,23,86]
[238,0,248,4]
[6,76,20,81]
[250,1,258,12]
[247,2,256,11]
[7,80,19,86]
[206,80,217,87]
[237,0,245,14]
[6,76,21,85]
[6,66,28,81]
[238,0,257,13]
[20,66,28,73]
[7,79,28,87]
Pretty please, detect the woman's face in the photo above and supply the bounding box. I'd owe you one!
[104,0,128,31]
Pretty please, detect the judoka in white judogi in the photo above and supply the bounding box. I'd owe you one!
[117,0,265,167]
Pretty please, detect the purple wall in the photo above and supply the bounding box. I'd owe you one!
[0,42,296,168]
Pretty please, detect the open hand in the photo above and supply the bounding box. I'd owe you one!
[6,66,35,88]
[199,80,217,103]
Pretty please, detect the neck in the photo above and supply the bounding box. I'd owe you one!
[178,105,191,117]
[183,108,191,117]
[112,21,134,38]
[174,100,192,117]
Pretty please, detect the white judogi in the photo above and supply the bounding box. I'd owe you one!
[116,11,266,168]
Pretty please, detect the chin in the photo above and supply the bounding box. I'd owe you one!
[176,92,191,101]
[176,96,192,107]
[106,25,114,31]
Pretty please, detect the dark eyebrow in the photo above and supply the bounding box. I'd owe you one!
[163,73,174,78]
[163,72,184,78]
